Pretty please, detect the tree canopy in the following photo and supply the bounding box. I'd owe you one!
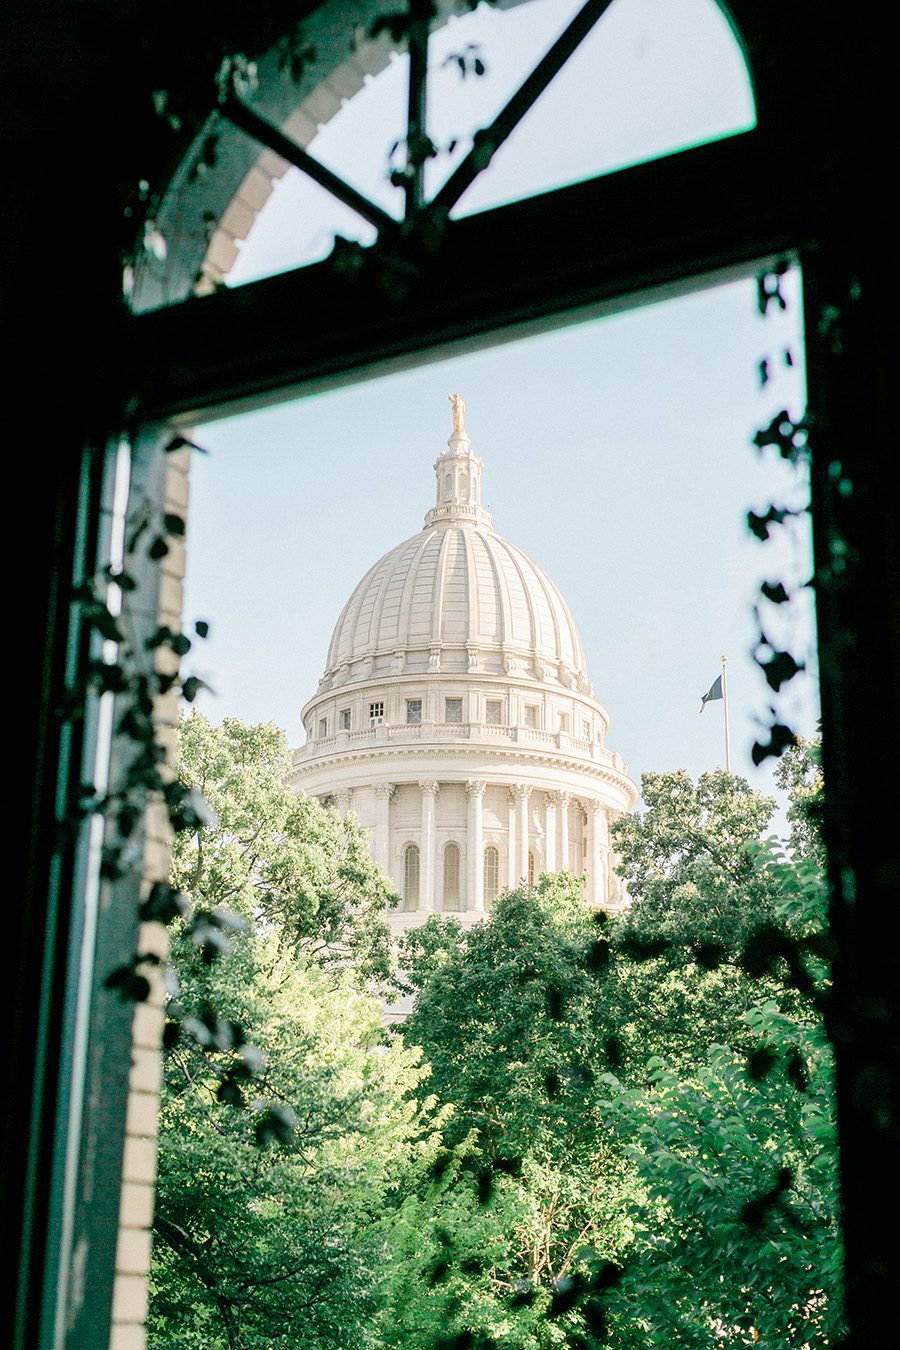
[150,725,842,1349]
[150,714,428,1348]
[172,712,394,980]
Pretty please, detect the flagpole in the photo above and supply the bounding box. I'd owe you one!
[720,655,732,773]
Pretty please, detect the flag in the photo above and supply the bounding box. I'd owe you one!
[700,674,723,713]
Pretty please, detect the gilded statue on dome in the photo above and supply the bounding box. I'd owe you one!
[448,392,466,435]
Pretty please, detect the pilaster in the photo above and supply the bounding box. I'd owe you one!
[515,784,531,882]
[419,781,439,911]
[466,780,486,911]
[373,782,394,871]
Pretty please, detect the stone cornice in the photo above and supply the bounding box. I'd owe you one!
[291,742,638,805]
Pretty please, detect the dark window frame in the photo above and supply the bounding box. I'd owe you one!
[8,5,896,1347]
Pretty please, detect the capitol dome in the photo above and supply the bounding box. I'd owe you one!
[292,396,637,941]
[323,477,589,692]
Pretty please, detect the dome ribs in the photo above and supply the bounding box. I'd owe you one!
[429,526,453,657]
[395,530,434,666]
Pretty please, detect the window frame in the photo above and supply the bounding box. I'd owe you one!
[402,842,420,910]
[10,6,897,1347]
[442,841,461,910]
[484,845,500,908]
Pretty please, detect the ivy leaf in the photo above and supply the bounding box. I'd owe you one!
[166,783,217,832]
[216,1073,246,1106]
[140,880,190,924]
[368,12,412,42]
[741,1165,793,1228]
[162,1018,182,1050]
[693,941,726,970]
[760,580,791,604]
[752,409,808,462]
[105,956,159,1002]
[748,505,784,539]
[146,625,191,656]
[89,607,126,643]
[165,433,209,456]
[106,967,151,1002]
[585,937,610,970]
[88,659,128,694]
[548,1274,583,1317]
[741,924,795,979]
[747,1045,778,1080]
[181,675,213,703]
[255,1103,297,1147]
[102,565,137,591]
[757,647,805,692]
[752,719,796,764]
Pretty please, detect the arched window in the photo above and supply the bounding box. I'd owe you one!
[402,844,420,911]
[484,846,499,909]
[444,472,453,501]
[443,842,460,910]
[528,850,535,886]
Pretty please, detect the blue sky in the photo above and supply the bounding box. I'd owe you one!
[185,0,818,823]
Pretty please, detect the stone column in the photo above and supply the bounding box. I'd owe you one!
[515,784,531,882]
[373,782,394,872]
[588,801,608,906]
[544,792,557,871]
[466,780,486,912]
[507,788,517,889]
[335,789,352,820]
[419,781,439,911]
[556,791,572,872]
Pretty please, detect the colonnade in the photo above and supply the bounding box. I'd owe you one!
[335,780,613,911]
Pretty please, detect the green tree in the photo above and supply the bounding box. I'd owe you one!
[773,735,825,867]
[385,768,842,1348]
[380,877,638,1348]
[600,846,843,1347]
[602,770,785,1077]
[613,768,776,948]
[149,714,432,1349]
[172,711,394,980]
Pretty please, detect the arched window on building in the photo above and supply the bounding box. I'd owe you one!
[528,850,535,886]
[402,844,420,911]
[484,845,499,909]
[443,842,460,910]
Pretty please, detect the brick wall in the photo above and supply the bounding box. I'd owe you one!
[109,446,189,1350]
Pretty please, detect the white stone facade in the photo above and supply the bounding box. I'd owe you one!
[291,401,638,935]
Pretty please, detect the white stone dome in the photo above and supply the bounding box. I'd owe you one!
[324,522,588,687]
[319,409,591,696]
